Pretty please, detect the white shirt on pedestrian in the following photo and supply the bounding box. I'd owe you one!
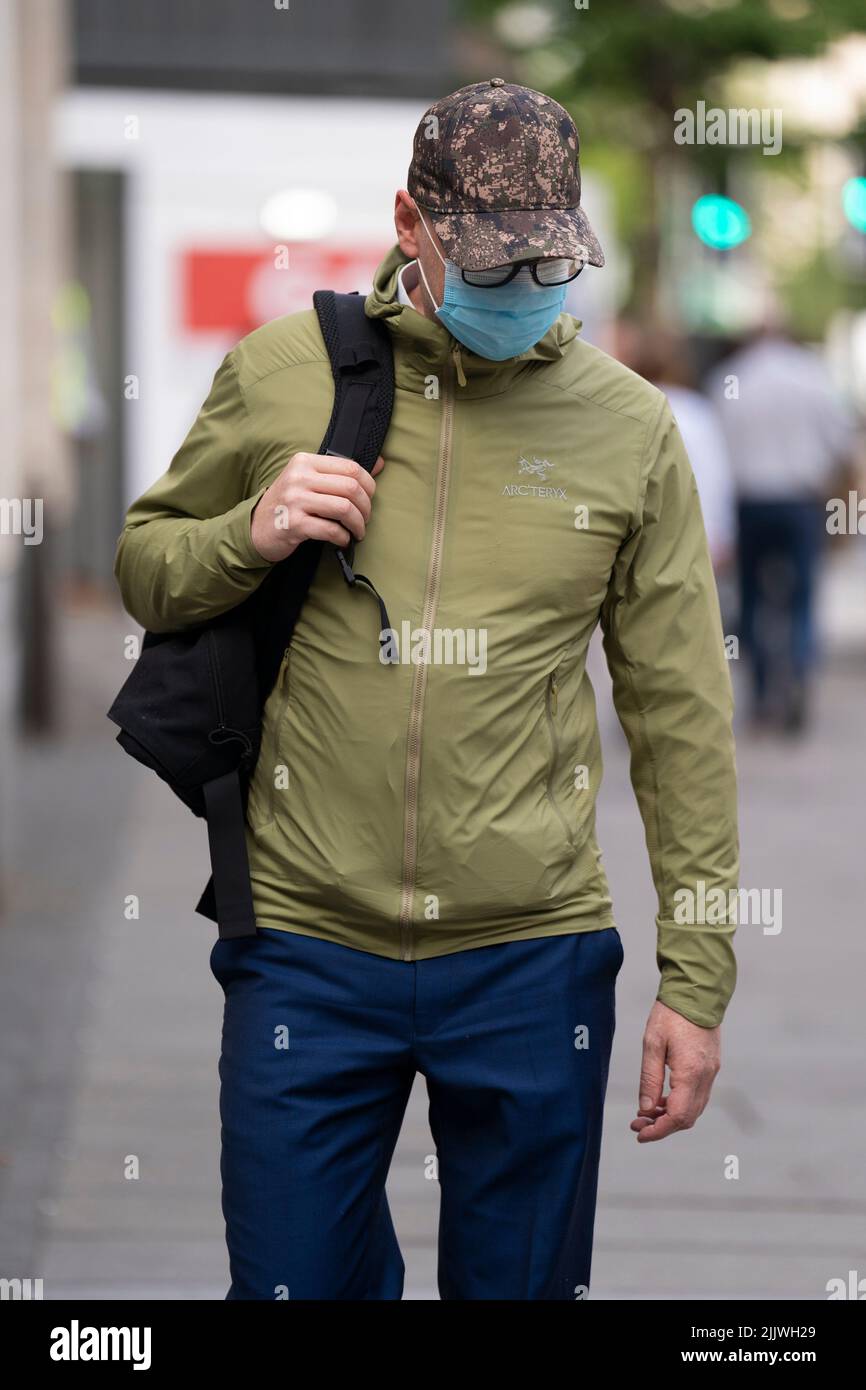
[707,336,856,500]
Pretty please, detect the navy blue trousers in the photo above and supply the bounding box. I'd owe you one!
[737,498,826,706]
[210,925,623,1301]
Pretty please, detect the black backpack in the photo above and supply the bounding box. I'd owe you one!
[108,291,395,940]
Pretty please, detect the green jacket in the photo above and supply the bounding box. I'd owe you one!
[115,246,739,1028]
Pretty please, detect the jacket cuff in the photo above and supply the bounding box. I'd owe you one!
[216,489,275,574]
[655,918,737,1029]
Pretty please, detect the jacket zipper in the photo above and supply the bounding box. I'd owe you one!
[398,363,456,960]
[544,669,574,849]
[451,341,467,388]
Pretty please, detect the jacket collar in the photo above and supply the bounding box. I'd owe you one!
[364,244,580,399]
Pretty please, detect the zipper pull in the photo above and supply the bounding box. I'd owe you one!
[451,340,467,388]
[549,674,558,714]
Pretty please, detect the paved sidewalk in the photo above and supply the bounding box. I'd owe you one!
[0,601,864,1300]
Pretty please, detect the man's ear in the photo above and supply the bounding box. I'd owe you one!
[394,190,422,259]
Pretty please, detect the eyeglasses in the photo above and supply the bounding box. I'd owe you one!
[461,258,584,289]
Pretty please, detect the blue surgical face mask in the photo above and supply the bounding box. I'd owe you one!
[416,213,568,361]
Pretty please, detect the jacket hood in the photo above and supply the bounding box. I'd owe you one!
[364,244,580,396]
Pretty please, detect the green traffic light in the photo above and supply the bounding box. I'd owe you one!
[691,195,751,250]
[842,177,866,233]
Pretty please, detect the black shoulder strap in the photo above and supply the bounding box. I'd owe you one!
[312,290,396,658]
[314,290,394,471]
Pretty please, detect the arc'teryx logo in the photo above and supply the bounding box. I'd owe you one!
[503,456,567,501]
[519,455,554,480]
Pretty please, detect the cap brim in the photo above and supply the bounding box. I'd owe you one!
[426,205,604,271]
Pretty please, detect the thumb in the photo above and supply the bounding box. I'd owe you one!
[371,455,386,476]
[639,1028,666,1114]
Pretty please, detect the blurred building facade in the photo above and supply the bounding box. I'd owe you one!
[72,0,455,97]
[1,0,72,898]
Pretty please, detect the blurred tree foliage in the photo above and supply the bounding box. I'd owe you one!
[463,0,865,115]
[459,0,866,322]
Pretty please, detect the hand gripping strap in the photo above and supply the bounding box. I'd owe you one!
[313,289,397,660]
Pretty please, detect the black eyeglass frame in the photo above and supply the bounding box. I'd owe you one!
[460,258,584,289]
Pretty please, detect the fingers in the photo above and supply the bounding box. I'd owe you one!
[253,452,386,560]
[310,453,381,498]
[631,1065,720,1143]
[638,1027,666,1116]
[630,1099,666,1135]
[633,1109,685,1143]
[299,454,385,538]
[632,1002,722,1143]
[633,1071,702,1142]
[307,469,374,523]
[629,1102,665,1136]
[298,489,369,541]
[299,515,353,548]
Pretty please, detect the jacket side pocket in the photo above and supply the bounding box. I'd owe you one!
[544,667,576,853]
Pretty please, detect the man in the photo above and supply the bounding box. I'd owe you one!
[115,80,738,1301]
[709,326,856,733]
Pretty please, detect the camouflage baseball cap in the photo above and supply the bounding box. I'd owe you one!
[407,78,604,271]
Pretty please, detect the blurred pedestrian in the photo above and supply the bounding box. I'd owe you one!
[632,329,736,576]
[708,328,857,733]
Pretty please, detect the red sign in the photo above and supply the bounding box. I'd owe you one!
[181,243,390,336]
